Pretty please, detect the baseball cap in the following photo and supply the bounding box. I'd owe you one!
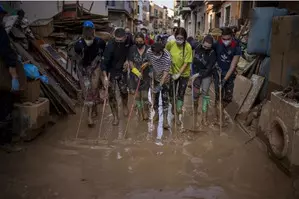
[0,5,7,14]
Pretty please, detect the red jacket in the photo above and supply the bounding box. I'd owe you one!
[145,36,154,45]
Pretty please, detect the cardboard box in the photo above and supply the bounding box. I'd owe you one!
[269,15,299,92]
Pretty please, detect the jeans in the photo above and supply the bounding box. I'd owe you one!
[193,76,212,100]
[153,81,169,112]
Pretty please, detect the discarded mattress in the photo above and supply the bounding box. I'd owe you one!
[247,7,288,56]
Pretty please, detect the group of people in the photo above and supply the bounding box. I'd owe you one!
[75,20,241,130]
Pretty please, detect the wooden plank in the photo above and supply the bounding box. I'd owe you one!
[225,75,252,120]
[239,74,265,115]
[12,41,76,114]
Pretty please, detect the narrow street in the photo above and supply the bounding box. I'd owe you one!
[0,88,293,199]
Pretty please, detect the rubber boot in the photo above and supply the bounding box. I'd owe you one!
[193,100,199,129]
[142,102,150,121]
[136,100,143,121]
[87,106,95,128]
[163,111,169,129]
[122,94,129,116]
[176,100,183,125]
[92,104,98,118]
[202,96,210,126]
[110,103,119,126]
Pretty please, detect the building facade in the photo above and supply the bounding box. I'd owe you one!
[107,0,134,31]
[9,1,108,23]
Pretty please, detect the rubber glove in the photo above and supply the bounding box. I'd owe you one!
[190,73,200,82]
[131,67,142,79]
[172,73,181,80]
[153,84,162,94]
[11,78,20,91]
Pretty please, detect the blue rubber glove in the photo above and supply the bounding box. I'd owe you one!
[11,78,20,91]
[153,84,162,94]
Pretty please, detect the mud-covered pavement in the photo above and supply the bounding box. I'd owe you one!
[0,88,294,199]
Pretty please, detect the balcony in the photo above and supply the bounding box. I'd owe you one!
[205,0,223,6]
[107,0,133,18]
[150,13,158,19]
[188,0,204,8]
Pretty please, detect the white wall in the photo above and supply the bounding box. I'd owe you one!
[14,1,108,23]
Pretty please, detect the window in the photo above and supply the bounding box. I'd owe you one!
[154,9,158,17]
[224,5,231,26]
[159,11,163,18]
[149,5,152,14]
[138,5,140,14]
[108,0,115,6]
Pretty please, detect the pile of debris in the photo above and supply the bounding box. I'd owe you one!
[6,3,112,116]
[282,75,299,102]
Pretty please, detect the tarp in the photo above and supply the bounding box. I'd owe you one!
[247,7,288,56]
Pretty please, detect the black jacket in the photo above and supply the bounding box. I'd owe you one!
[193,44,216,78]
[74,37,106,67]
[0,26,17,68]
[101,38,132,75]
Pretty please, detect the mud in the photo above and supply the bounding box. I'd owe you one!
[0,88,294,199]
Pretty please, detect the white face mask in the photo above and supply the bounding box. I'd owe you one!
[176,39,184,45]
[153,54,162,59]
[84,39,94,46]
[222,40,231,46]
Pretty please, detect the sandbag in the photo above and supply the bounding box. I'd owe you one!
[247,7,288,56]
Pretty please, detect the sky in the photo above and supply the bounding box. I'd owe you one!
[152,0,174,9]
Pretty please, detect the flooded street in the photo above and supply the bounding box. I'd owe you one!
[0,89,294,199]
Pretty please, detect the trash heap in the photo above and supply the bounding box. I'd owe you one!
[6,3,112,116]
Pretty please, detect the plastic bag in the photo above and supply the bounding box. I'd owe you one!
[23,63,48,84]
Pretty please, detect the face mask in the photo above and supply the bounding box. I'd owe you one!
[222,39,231,46]
[136,43,144,49]
[143,33,147,37]
[153,54,162,59]
[84,39,93,46]
[176,39,184,45]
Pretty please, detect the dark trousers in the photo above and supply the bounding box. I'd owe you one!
[213,71,236,107]
[108,73,128,107]
[169,76,189,102]
[0,91,14,143]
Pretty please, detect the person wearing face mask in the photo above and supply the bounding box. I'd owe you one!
[128,32,151,120]
[141,27,154,45]
[146,43,171,129]
[74,20,106,127]
[165,27,193,125]
[213,27,241,126]
[190,35,216,127]
[101,28,132,126]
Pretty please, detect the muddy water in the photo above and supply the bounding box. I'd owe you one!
[0,88,294,199]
